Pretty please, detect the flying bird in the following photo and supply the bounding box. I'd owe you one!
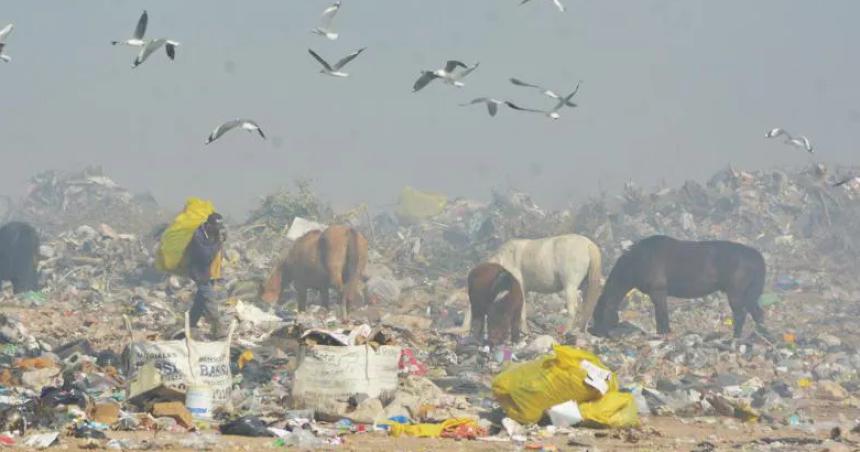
[112,10,148,47]
[0,24,14,63]
[413,60,479,92]
[132,38,180,68]
[312,1,341,40]
[460,98,503,117]
[765,128,814,154]
[205,119,266,145]
[308,47,366,77]
[765,128,791,139]
[505,88,578,120]
[789,135,814,154]
[521,0,566,13]
[510,78,580,107]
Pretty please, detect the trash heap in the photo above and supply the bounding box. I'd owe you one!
[372,188,575,280]
[13,166,163,236]
[0,164,856,450]
[245,180,334,232]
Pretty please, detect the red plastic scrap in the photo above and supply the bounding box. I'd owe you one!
[398,348,428,377]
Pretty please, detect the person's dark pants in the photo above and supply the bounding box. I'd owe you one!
[189,280,224,336]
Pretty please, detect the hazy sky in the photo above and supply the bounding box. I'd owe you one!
[1,0,858,219]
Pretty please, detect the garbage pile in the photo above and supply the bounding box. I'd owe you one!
[575,165,860,293]
[372,188,575,280]
[0,164,856,450]
[13,166,163,236]
[245,180,334,232]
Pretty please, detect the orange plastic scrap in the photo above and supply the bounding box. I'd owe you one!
[440,421,487,440]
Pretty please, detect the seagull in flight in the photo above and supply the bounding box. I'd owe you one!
[0,24,13,63]
[765,128,814,154]
[312,1,341,40]
[460,98,503,117]
[765,128,791,139]
[510,78,580,107]
[789,135,814,154]
[521,0,566,13]
[132,38,180,68]
[413,60,479,92]
[505,88,578,120]
[112,10,148,47]
[308,47,366,77]
[205,119,266,145]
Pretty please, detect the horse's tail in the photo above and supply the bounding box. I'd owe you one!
[343,228,360,287]
[579,240,603,331]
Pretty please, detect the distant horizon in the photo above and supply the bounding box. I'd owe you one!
[1,1,857,219]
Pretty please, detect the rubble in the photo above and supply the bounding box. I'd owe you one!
[13,167,163,236]
[0,164,855,450]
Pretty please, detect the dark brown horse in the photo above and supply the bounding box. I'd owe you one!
[468,262,524,344]
[590,235,767,338]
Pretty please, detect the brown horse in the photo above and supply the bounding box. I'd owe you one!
[590,235,767,338]
[261,225,368,317]
[468,262,524,344]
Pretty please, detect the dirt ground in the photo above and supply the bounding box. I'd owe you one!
[6,289,860,451]
[50,411,856,451]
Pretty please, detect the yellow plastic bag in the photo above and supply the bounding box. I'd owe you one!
[580,391,639,428]
[155,198,215,274]
[492,345,618,424]
[395,186,447,225]
[384,418,476,438]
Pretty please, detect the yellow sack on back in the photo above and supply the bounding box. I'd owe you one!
[155,198,215,274]
[580,391,639,428]
[395,186,447,225]
[492,345,618,424]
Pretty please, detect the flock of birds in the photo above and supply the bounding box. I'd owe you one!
[0,2,855,184]
[0,1,587,146]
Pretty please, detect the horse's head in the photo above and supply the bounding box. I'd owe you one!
[344,278,367,310]
[588,291,619,337]
[260,260,290,304]
[485,291,516,345]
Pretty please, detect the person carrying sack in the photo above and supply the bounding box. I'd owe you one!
[185,213,227,338]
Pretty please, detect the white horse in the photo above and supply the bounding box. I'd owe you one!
[486,234,603,332]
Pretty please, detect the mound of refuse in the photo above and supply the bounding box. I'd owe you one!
[13,167,164,237]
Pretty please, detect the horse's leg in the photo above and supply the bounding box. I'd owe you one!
[747,300,768,334]
[727,291,747,338]
[744,282,769,337]
[469,299,484,341]
[320,285,331,310]
[563,285,580,332]
[511,299,523,343]
[519,292,529,335]
[650,289,671,335]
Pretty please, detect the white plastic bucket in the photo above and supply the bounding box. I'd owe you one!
[185,384,214,420]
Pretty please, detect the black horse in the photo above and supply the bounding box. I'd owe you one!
[590,235,766,338]
[0,222,40,294]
